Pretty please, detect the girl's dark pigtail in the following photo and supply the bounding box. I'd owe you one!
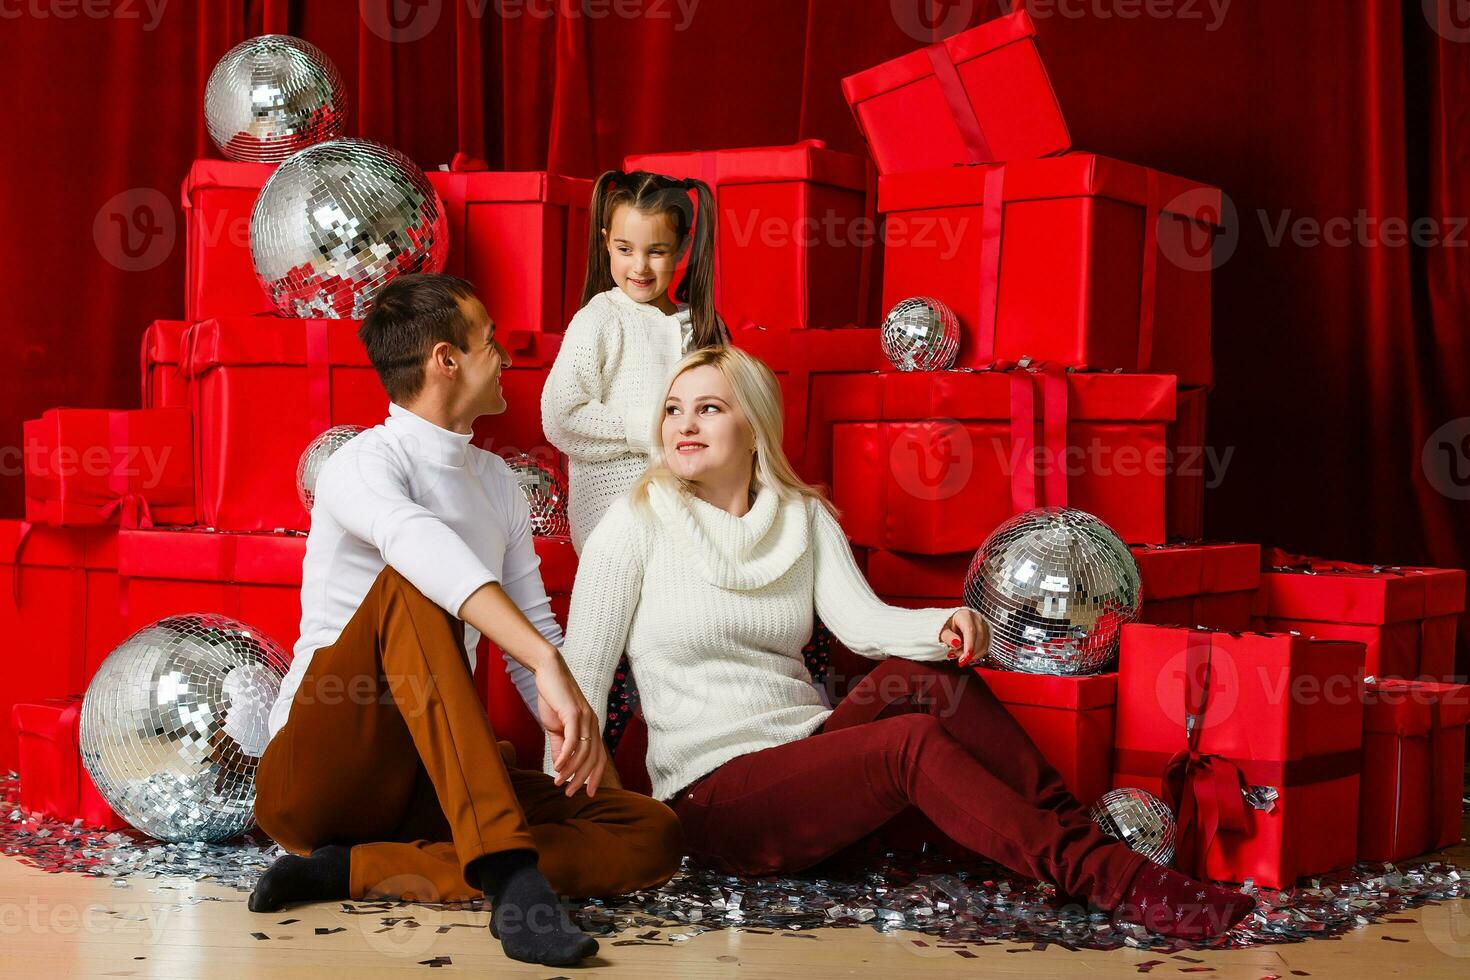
[581,170,622,308]
[676,177,727,347]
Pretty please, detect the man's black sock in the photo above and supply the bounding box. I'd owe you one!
[248,844,351,913]
[472,849,598,967]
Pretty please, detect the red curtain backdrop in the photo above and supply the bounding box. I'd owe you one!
[2,1,1467,613]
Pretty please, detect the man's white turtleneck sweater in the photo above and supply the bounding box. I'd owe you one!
[544,479,966,802]
[268,401,564,740]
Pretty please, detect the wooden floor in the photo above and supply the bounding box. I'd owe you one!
[2,827,1467,978]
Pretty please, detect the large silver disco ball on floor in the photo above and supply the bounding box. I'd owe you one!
[204,35,347,162]
[297,424,366,511]
[880,296,960,372]
[79,615,290,843]
[963,508,1141,675]
[506,454,571,537]
[1089,787,1177,865]
[251,138,448,318]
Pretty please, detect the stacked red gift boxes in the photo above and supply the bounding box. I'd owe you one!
[6,9,1466,887]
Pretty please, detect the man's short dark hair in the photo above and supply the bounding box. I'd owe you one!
[359,273,481,402]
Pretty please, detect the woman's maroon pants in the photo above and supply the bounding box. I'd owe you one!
[671,658,1147,909]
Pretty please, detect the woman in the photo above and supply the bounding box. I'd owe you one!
[546,346,1255,940]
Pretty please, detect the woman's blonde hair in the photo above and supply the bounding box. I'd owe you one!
[629,345,838,519]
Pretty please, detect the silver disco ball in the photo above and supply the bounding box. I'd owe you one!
[880,297,960,372]
[297,424,366,510]
[1089,787,1177,865]
[79,615,290,843]
[251,138,449,318]
[963,508,1141,675]
[505,454,570,537]
[204,35,346,163]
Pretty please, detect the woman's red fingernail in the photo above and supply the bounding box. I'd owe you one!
[950,638,961,647]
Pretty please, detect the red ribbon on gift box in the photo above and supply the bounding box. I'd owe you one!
[1263,547,1408,576]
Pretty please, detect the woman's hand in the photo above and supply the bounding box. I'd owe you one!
[536,662,609,798]
[940,608,989,668]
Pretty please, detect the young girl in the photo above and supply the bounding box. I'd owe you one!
[545,346,1257,942]
[541,169,729,555]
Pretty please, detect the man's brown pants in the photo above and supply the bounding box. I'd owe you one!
[254,565,684,902]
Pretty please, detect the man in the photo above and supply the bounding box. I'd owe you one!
[250,273,683,968]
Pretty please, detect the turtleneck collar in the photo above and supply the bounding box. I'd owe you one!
[606,285,691,325]
[647,478,810,590]
[384,401,474,468]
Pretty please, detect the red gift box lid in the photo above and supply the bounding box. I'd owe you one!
[426,168,591,207]
[12,697,81,741]
[142,320,189,368]
[1257,560,1467,625]
[185,317,371,372]
[878,153,1221,225]
[731,326,886,373]
[822,370,1176,423]
[181,159,277,203]
[533,535,577,594]
[625,139,869,193]
[1363,678,1470,736]
[1131,543,1261,601]
[119,528,305,587]
[975,666,1117,711]
[0,520,117,570]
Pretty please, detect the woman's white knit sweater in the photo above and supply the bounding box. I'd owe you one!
[540,287,692,553]
[544,479,966,802]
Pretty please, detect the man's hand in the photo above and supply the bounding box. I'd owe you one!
[940,608,989,668]
[536,663,609,798]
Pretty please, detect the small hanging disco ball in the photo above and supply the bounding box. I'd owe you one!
[204,35,347,163]
[505,454,570,537]
[880,296,960,372]
[79,614,289,843]
[297,425,367,511]
[1089,787,1177,865]
[963,508,1141,675]
[251,138,449,318]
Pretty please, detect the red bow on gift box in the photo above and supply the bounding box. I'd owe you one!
[1263,547,1406,576]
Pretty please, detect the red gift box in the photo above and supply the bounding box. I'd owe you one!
[425,163,591,338]
[1253,551,1465,681]
[824,368,1180,551]
[182,160,277,321]
[865,549,966,609]
[976,667,1116,807]
[141,320,191,409]
[879,154,1220,385]
[24,408,195,529]
[470,334,563,460]
[0,522,122,769]
[184,316,387,532]
[624,140,876,331]
[117,527,307,658]
[473,536,575,769]
[1133,542,1260,632]
[13,699,126,829]
[1357,678,1470,861]
[730,325,887,479]
[842,9,1071,175]
[1113,625,1366,888]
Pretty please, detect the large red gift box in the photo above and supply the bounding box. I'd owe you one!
[841,9,1071,175]
[13,699,126,829]
[624,140,875,331]
[0,522,123,769]
[1133,542,1260,631]
[879,154,1221,385]
[824,369,1182,551]
[23,408,195,528]
[425,163,591,338]
[141,320,191,409]
[470,333,561,459]
[1358,678,1469,861]
[864,549,965,608]
[975,667,1117,807]
[182,160,276,321]
[117,528,307,658]
[184,317,387,532]
[1113,625,1366,888]
[1253,550,1465,681]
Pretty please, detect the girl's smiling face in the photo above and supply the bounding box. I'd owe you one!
[604,204,681,307]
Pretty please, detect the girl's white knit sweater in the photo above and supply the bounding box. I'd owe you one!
[540,287,692,553]
[544,479,966,802]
